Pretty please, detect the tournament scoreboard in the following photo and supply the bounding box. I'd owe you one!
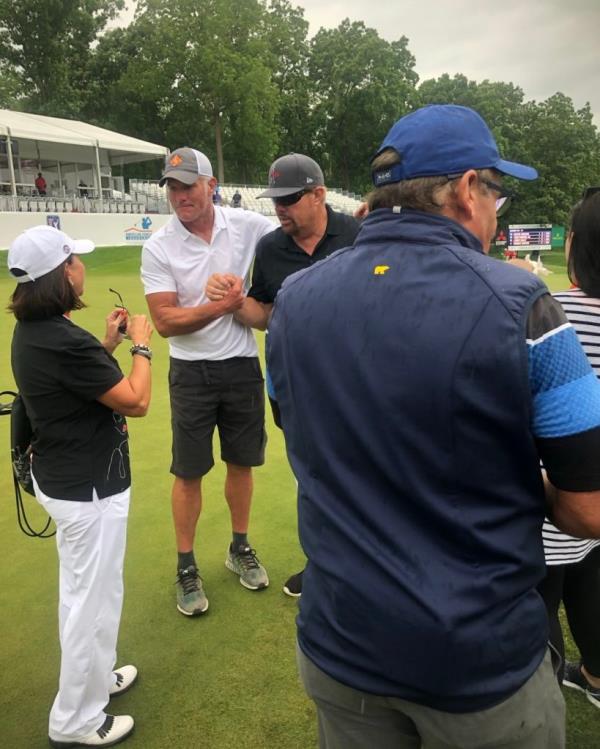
[508,224,552,252]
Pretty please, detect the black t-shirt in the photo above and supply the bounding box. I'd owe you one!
[248,205,360,303]
[11,315,129,501]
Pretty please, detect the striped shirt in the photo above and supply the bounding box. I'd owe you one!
[542,289,600,565]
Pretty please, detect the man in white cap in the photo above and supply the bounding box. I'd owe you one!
[268,105,600,747]
[141,147,274,617]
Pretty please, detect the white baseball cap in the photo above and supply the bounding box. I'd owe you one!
[8,225,95,284]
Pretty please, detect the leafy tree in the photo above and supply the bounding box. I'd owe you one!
[511,95,600,225]
[309,19,418,194]
[99,0,281,184]
[263,0,313,159]
[0,0,124,115]
[0,61,21,108]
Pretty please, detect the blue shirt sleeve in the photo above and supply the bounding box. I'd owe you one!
[528,294,600,491]
[528,294,600,438]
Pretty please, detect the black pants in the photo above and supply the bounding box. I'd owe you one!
[538,546,600,682]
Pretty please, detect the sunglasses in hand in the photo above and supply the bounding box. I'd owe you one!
[109,288,129,334]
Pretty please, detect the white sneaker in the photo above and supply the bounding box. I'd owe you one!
[49,714,134,747]
[109,665,138,697]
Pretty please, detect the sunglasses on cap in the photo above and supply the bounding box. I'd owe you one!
[272,189,311,207]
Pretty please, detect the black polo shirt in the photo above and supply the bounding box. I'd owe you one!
[11,316,130,501]
[248,205,360,303]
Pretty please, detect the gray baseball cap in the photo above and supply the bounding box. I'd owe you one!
[159,147,213,187]
[258,153,324,198]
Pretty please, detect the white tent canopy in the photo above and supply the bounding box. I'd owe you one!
[0,109,168,205]
[0,109,167,162]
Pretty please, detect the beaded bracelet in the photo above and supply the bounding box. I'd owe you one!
[130,344,153,361]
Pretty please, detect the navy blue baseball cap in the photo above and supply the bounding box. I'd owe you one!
[372,105,538,186]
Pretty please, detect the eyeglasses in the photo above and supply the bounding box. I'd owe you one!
[273,189,310,207]
[477,177,511,200]
[109,288,129,334]
[109,287,127,310]
[478,177,513,217]
[447,173,512,217]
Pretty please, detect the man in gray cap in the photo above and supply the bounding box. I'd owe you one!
[267,106,600,747]
[141,147,274,617]
[206,152,360,597]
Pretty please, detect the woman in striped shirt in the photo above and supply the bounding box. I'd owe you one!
[538,189,600,705]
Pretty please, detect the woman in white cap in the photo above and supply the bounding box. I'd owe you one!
[8,225,153,748]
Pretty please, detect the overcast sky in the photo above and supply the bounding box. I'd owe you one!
[116,1,600,124]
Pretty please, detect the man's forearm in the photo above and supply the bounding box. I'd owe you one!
[153,300,235,337]
[233,298,273,331]
[545,473,600,538]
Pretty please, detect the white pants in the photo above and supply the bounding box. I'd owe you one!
[35,480,130,742]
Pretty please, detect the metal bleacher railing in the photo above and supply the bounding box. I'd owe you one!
[0,180,362,217]
[218,184,362,217]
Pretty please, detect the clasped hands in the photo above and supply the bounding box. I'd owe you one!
[205,273,245,313]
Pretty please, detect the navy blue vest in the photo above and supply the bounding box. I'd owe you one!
[269,208,549,712]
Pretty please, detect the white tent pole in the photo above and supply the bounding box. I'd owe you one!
[94,141,103,210]
[57,161,63,195]
[6,128,17,198]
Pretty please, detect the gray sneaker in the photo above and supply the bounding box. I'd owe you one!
[226,544,269,590]
[176,565,209,616]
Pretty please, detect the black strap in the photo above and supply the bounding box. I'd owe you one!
[0,390,55,539]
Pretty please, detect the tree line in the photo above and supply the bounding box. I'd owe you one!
[0,0,598,225]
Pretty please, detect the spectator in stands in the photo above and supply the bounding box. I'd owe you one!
[35,172,47,196]
[231,189,242,208]
[78,180,89,198]
[140,147,274,617]
[267,105,600,748]
[538,188,600,700]
[212,184,222,205]
[206,153,360,598]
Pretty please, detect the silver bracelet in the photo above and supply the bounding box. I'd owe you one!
[130,344,152,361]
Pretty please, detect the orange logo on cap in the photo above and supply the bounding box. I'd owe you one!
[169,154,183,167]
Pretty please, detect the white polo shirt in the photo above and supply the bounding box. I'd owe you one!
[141,207,274,361]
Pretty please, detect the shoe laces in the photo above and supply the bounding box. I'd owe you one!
[97,715,114,739]
[234,545,261,571]
[177,566,201,595]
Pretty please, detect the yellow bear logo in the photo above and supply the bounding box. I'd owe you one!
[374,265,390,275]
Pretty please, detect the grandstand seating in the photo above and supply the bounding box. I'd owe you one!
[219,184,362,217]
[0,180,363,217]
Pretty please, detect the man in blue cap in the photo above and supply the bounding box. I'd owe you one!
[267,105,600,748]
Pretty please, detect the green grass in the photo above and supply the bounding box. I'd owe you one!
[0,246,313,749]
[1,246,599,748]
